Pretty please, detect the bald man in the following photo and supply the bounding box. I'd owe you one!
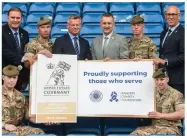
[153,5,184,95]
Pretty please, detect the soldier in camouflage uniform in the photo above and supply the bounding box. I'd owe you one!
[128,15,158,59]
[2,65,44,136]
[131,68,184,136]
[24,17,53,67]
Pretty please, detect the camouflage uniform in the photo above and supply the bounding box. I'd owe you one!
[128,35,158,59]
[131,86,184,136]
[25,35,53,56]
[2,86,44,136]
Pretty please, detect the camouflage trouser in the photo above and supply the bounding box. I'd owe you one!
[131,125,182,136]
[2,126,44,136]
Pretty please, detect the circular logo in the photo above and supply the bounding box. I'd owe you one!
[89,90,103,102]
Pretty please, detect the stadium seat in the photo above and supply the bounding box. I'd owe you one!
[32,2,56,7]
[64,117,101,136]
[110,3,135,15]
[136,3,161,14]
[113,14,134,25]
[114,25,133,38]
[162,2,184,14]
[151,37,160,53]
[54,14,70,26]
[56,3,81,15]
[26,14,52,26]
[182,119,185,136]
[180,14,184,27]
[29,3,54,16]
[51,38,56,43]
[83,3,107,14]
[82,13,102,25]
[104,118,138,136]
[3,3,28,16]
[144,25,163,38]
[141,14,164,27]
[80,25,102,39]
[51,25,68,38]
[23,25,38,39]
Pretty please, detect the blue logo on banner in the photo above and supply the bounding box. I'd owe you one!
[110,91,118,102]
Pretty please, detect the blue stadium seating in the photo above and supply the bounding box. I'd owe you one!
[182,119,185,136]
[83,3,107,14]
[113,14,134,25]
[32,2,56,7]
[141,14,164,27]
[23,25,38,39]
[3,3,28,16]
[144,25,163,38]
[162,2,185,14]
[104,118,138,135]
[151,37,160,52]
[54,14,70,26]
[110,3,134,15]
[51,25,68,38]
[180,14,184,27]
[64,117,101,135]
[82,13,102,25]
[114,25,133,38]
[56,3,80,15]
[26,14,51,26]
[29,3,54,16]
[51,38,56,43]
[80,25,102,39]
[136,3,161,14]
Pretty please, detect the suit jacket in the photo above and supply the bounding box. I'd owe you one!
[52,33,92,60]
[91,32,128,60]
[2,24,29,67]
[160,24,184,85]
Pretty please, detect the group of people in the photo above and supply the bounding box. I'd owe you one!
[2,4,184,136]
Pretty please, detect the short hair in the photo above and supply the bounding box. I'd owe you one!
[8,7,22,16]
[101,13,114,20]
[67,15,81,24]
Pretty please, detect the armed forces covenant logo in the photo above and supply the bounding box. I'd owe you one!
[89,90,103,102]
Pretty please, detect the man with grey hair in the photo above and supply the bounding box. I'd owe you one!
[153,5,184,95]
[53,15,92,60]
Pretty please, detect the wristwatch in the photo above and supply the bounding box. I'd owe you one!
[164,58,168,66]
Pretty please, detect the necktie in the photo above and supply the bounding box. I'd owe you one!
[103,37,108,57]
[14,32,20,51]
[165,29,172,41]
[73,37,79,59]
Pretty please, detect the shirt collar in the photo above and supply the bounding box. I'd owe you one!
[103,31,113,39]
[10,27,20,35]
[169,23,180,32]
[68,32,79,40]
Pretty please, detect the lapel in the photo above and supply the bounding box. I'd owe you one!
[66,33,76,54]
[79,36,83,56]
[98,36,104,58]
[6,25,18,51]
[103,32,115,58]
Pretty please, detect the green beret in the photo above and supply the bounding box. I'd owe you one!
[3,65,22,77]
[37,17,52,26]
[152,68,168,78]
[130,15,144,24]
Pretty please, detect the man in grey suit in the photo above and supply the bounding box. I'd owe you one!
[91,13,128,60]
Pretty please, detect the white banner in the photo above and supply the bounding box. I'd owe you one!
[78,60,155,117]
[30,54,77,123]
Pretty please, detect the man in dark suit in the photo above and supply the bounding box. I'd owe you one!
[154,5,184,95]
[2,8,30,90]
[52,15,92,60]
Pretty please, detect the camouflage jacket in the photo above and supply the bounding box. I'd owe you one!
[2,86,29,126]
[25,35,53,56]
[152,86,184,127]
[128,35,158,59]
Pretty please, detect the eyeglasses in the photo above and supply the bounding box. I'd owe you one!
[165,13,179,17]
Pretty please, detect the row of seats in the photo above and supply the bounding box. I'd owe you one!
[2,2,185,16]
[2,117,185,136]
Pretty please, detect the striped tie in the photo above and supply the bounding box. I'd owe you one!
[73,37,79,59]
[14,32,20,51]
[103,37,108,57]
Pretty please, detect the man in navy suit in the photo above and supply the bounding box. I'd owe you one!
[2,8,30,90]
[154,5,184,95]
[52,15,92,60]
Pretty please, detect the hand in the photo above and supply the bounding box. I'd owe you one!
[153,58,165,66]
[4,124,17,131]
[133,57,142,61]
[44,122,56,126]
[24,56,35,68]
[148,111,163,119]
[85,58,88,62]
[103,57,111,62]
[38,50,52,58]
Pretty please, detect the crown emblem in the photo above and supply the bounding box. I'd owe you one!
[46,63,54,69]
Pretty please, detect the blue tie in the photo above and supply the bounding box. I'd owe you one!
[14,32,20,51]
[73,37,79,59]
